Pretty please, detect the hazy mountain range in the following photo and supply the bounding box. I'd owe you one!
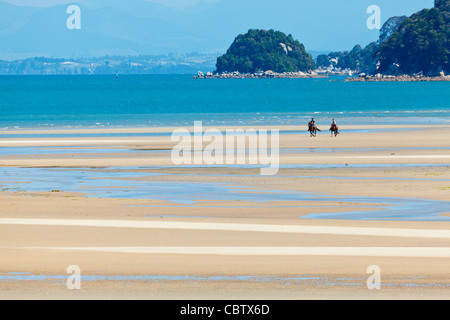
[0,53,219,75]
[0,0,433,60]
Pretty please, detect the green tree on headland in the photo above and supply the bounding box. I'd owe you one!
[377,0,450,75]
[316,42,379,74]
[216,29,315,73]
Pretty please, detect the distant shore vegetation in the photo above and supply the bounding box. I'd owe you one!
[316,0,449,76]
[377,0,449,75]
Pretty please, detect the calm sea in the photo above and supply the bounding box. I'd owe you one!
[0,75,448,129]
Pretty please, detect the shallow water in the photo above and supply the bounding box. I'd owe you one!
[0,272,442,288]
[172,172,450,182]
[0,146,129,156]
[2,146,449,157]
[1,167,449,221]
[0,127,420,139]
[146,163,450,170]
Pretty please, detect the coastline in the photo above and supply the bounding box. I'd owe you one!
[193,71,327,79]
[193,70,450,82]
[345,74,450,82]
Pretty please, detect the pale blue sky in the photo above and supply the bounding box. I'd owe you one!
[1,0,219,8]
[0,0,436,59]
[0,0,433,10]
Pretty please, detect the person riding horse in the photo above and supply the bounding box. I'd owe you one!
[330,119,339,137]
[308,118,321,137]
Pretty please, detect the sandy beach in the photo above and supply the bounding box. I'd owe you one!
[0,124,449,300]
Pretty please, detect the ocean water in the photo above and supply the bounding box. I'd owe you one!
[0,75,449,129]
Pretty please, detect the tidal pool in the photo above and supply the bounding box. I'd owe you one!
[0,167,449,221]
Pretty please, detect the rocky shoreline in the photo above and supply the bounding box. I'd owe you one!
[345,73,450,82]
[194,70,450,81]
[193,70,327,79]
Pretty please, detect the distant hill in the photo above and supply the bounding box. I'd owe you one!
[315,16,406,74]
[215,29,315,74]
[377,0,450,75]
[378,16,408,44]
[0,53,218,75]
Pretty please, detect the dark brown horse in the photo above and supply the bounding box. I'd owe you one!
[330,123,339,137]
[308,123,321,137]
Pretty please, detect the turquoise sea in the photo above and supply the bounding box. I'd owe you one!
[0,75,449,129]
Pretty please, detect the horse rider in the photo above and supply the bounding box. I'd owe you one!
[308,118,321,137]
[308,118,316,131]
[330,118,339,136]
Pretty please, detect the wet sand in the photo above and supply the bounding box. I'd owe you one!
[0,124,449,300]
